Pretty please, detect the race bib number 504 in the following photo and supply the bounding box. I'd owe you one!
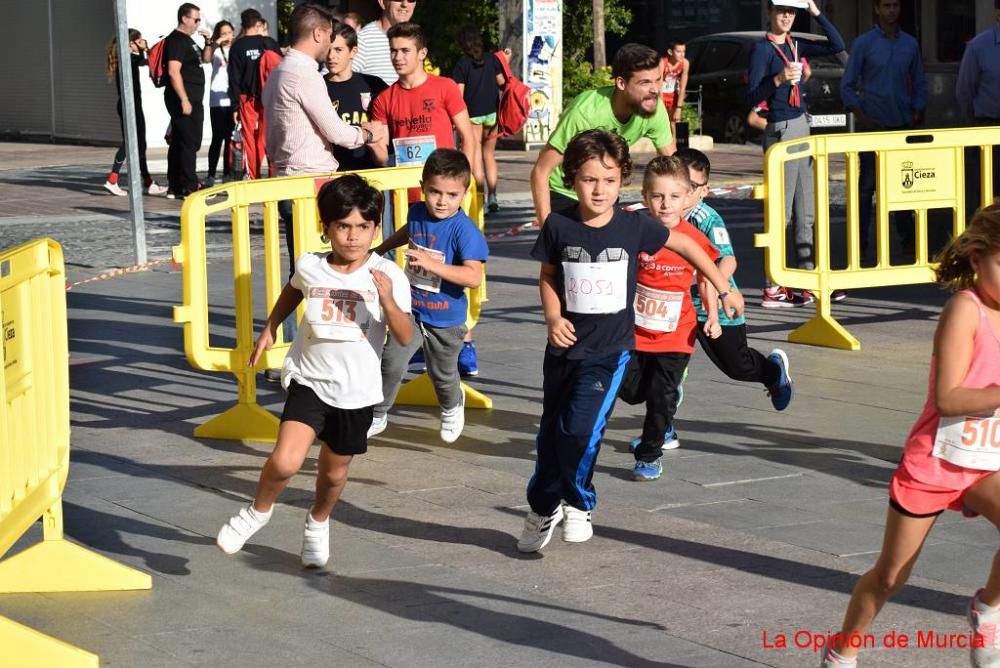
[634,284,683,332]
[933,412,1000,471]
[561,260,628,314]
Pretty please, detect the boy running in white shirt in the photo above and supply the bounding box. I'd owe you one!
[216,174,413,568]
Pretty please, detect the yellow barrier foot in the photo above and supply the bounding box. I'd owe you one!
[0,615,98,668]
[395,372,493,409]
[788,315,861,351]
[0,539,152,593]
[194,402,280,442]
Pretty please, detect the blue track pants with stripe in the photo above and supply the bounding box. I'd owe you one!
[527,350,630,515]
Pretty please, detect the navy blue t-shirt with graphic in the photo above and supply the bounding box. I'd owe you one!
[531,207,670,359]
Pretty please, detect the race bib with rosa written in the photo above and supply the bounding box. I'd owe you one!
[405,241,446,293]
[634,284,683,332]
[932,411,1000,471]
[562,260,628,314]
[305,287,375,341]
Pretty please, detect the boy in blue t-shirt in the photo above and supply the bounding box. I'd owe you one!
[674,148,793,409]
[518,130,744,553]
[371,149,489,443]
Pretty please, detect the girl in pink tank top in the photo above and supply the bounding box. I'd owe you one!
[823,204,1000,668]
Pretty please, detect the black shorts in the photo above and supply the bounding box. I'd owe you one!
[280,381,373,456]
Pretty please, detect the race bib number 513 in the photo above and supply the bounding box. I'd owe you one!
[305,288,371,341]
[933,412,1000,471]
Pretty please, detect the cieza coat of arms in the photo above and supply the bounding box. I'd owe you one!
[901,161,914,189]
[423,98,434,112]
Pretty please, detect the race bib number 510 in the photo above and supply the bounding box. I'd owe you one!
[933,412,1000,471]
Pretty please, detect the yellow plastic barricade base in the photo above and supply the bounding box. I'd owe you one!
[176,169,494,441]
[395,372,493,409]
[788,314,860,351]
[193,401,280,443]
[0,539,152,593]
[0,616,98,668]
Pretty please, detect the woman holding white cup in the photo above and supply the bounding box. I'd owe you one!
[746,0,846,307]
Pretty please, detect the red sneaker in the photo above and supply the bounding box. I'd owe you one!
[761,286,794,308]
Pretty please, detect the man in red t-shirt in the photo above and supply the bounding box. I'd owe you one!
[618,156,720,482]
[369,22,474,170]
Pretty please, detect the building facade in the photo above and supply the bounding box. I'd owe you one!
[1,1,277,147]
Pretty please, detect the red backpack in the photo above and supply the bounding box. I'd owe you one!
[494,50,531,137]
[147,38,167,87]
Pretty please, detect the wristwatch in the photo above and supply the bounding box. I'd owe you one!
[361,126,374,143]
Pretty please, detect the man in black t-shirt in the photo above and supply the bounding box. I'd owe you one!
[164,2,210,197]
[324,23,388,171]
[229,8,282,179]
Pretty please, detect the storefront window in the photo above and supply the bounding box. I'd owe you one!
[937,1,978,63]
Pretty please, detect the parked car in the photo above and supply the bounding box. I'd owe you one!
[684,32,848,145]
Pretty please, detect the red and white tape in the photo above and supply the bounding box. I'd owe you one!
[65,258,174,291]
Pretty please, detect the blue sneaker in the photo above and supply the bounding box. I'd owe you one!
[458,340,479,377]
[632,459,663,481]
[766,348,793,411]
[408,348,426,373]
[629,425,680,451]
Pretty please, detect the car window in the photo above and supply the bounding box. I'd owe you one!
[685,42,706,72]
[806,54,842,69]
[696,42,743,73]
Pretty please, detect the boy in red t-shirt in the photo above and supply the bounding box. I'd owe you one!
[619,156,721,481]
[370,22,475,170]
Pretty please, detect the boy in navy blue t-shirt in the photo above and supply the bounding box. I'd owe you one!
[372,149,489,443]
[517,129,744,553]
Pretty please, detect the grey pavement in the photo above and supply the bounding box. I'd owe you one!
[0,142,982,667]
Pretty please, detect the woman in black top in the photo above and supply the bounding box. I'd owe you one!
[104,29,167,197]
[452,26,506,213]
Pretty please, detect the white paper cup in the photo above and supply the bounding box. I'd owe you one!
[788,62,803,85]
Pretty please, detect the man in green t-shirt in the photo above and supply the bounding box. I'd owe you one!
[530,43,673,224]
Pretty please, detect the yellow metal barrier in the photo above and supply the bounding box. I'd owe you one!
[0,239,151,666]
[173,168,491,442]
[755,127,995,350]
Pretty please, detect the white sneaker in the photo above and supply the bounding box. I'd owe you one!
[820,648,857,667]
[969,589,1000,667]
[147,182,168,196]
[440,395,465,443]
[301,514,330,568]
[368,413,387,438]
[104,181,127,197]
[216,504,271,554]
[562,504,593,543]
[516,505,563,553]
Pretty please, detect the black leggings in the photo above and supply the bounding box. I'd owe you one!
[111,101,150,182]
[208,106,236,178]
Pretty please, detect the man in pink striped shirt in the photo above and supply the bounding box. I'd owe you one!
[260,4,387,380]
[263,4,385,176]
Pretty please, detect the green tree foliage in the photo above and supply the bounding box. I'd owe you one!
[563,1,632,65]
[563,0,632,100]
